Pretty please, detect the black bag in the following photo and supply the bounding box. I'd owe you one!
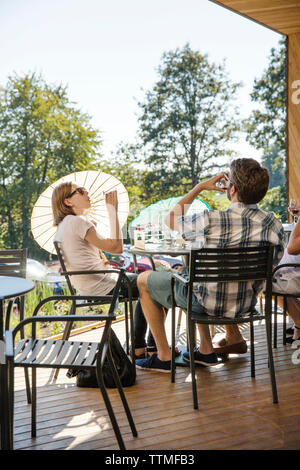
[67,329,136,389]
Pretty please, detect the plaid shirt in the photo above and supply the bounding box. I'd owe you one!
[178,202,285,318]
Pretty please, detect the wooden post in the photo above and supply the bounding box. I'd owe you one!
[288,32,300,201]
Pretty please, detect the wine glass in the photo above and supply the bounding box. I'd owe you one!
[288,199,300,224]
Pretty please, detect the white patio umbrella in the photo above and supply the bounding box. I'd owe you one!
[31,170,129,254]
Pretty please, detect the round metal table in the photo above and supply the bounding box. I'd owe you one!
[0,276,34,339]
[0,276,34,450]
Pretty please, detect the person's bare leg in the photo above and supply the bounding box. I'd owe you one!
[212,324,244,345]
[135,347,146,356]
[196,324,214,354]
[278,297,300,339]
[223,325,244,344]
[137,271,171,361]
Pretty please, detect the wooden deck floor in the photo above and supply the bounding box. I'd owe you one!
[11,312,300,450]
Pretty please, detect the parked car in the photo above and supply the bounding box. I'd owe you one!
[26,259,67,294]
[103,251,149,273]
[103,249,183,273]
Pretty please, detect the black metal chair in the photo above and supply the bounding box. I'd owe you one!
[170,245,277,410]
[3,268,137,450]
[272,262,300,347]
[0,249,32,404]
[54,241,135,365]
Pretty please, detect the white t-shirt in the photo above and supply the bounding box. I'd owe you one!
[272,248,300,295]
[54,215,118,296]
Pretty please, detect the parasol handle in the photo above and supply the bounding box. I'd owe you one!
[100,249,110,265]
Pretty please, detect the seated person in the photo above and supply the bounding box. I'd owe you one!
[273,218,300,343]
[52,182,154,357]
[135,158,285,373]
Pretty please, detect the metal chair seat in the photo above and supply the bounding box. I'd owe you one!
[189,310,263,325]
[14,337,100,369]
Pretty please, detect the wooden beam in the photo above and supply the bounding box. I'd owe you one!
[288,32,300,201]
[210,1,300,35]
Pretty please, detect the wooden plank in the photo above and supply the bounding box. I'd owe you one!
[10,313,300,450]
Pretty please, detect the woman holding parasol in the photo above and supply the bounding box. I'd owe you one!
[51,180,155,358]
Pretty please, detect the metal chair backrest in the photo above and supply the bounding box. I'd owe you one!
[53,241,76,295]
[189,245,274,283]
[188,245,274,313]
[0,249,27,278]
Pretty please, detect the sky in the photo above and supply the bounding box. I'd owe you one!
[0,0,283,162]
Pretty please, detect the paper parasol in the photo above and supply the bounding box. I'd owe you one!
[31,170,129,254]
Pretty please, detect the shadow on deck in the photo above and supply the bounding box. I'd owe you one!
[12,312,300,450]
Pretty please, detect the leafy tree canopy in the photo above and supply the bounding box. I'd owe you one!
[245,38,287,219]
[0,72,102,258]
[136,44,241,194]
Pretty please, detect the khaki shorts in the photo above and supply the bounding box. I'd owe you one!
[147,270,206,313]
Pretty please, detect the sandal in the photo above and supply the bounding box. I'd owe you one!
[213,338,247,355]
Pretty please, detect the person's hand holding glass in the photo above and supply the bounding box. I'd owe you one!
[288,199,300,224]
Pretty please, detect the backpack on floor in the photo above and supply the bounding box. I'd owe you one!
[67,329,136,389]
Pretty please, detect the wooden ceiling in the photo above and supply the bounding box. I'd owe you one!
[210,0,300,35]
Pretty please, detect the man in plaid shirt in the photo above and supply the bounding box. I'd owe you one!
[136,158,285,372]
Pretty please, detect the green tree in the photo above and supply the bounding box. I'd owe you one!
[261,145,285,189]
[245,38,287,217]
[0,73,102,258]
[245,38,286,157]
[259,186,287,221]
[136,44,241,195]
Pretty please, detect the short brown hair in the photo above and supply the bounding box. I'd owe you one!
[230,158,269,204]
[52,181,74,226]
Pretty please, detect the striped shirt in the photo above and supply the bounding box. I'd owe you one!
[178,202,285,318]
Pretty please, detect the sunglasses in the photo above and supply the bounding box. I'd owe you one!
[224,173,231,185]
[67,187,87,198]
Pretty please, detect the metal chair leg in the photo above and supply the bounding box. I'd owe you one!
[124,302,129,355]
[171,302,176,383]
[8,359,14,449]
[250,320,255,378]
[273,295,277,348]
[95,367,126,450]
[19,296,32,404]
[265,316,278,404]
[283,296,287,345]
[128,299,135,367]
[0,363,11,450]
[93,319,137,450]
[188,320,198,410]
[31,368,37,437]
[106,346,137,437]
[176,308,182,339]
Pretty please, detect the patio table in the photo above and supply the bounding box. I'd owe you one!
[130,243,190,272]
[0,276,34,449]
[283,223,296,242]
[0,276,34,340]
